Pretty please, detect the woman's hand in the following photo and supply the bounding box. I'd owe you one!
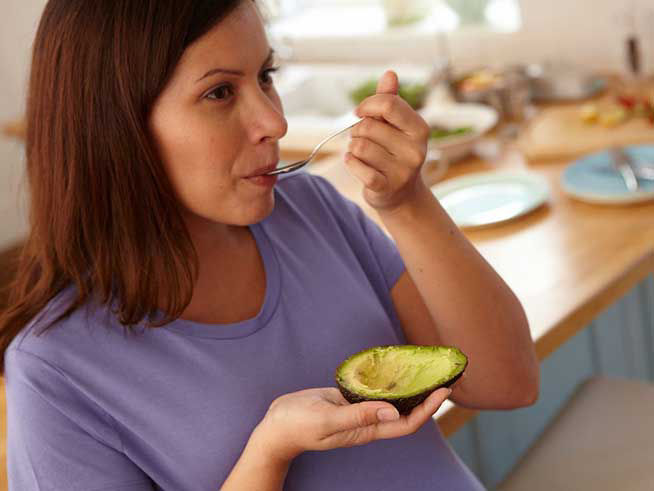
[252,386,451,463]
[346,70,431,212]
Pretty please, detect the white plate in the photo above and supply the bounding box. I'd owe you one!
[431,171,550,228]
[419,103,498,148]
[419,103,499,163]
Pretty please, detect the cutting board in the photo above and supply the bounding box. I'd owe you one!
[517,104,654,162]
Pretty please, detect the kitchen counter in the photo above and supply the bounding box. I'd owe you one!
[308,144,654,437]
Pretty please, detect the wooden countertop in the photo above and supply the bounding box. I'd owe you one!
[309,145,654,437]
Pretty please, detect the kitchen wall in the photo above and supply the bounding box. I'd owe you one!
[280,0,654,73]
[506,0,654,73]
[0,0,45,250]
[1,0,654,248]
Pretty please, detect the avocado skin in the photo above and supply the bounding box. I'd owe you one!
[337,370,464,415]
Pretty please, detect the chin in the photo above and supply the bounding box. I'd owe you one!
[229,194,276,226]
[184,193,276,228]
[245,206,274,225]
[252,192,276,222]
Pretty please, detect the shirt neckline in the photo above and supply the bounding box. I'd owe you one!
[162,223,281,339]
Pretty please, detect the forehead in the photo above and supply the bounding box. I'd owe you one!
[179,2,269,70]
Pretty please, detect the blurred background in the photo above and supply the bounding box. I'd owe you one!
[2,0,654,249]
[2,1,654,490]
[0,0,654,247]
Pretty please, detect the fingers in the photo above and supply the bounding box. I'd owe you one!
[321,387,350,406]
[362,388,452,441]
[404,388,452,429]
[344,151,389,193]
[356,94,429,141]
[376,70,399,95]
[320,388,451,450]
[323,400,399,436]
[350,117,427,171]
[350,117,401,157]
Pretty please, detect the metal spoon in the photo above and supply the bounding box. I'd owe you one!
[265,119,363,176]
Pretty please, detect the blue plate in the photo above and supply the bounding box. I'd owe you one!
[562,146,654,204]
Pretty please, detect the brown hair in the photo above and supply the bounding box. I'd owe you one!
[0,0,246,373]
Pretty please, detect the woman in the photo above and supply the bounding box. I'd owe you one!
[0,0,539,490]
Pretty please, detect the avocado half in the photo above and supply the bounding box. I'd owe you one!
[335,345,467,415]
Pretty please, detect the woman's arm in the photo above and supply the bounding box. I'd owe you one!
[344,69,539,410]
[221,387,452,490]
[384,184,539,410]
[221,425,291,491]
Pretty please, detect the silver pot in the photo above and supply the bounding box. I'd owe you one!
[449,67,531,122]
[525,63,606,102]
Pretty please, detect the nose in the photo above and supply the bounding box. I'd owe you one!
[246,88,288,144]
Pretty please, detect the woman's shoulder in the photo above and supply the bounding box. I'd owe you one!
[6,283,121,371]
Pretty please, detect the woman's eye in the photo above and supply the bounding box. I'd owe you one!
[260,67,280,86]
[205,67,280,102]
[206,85,234,101]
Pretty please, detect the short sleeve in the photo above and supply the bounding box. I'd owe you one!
[5,349,154,491]
[307,173,406,289]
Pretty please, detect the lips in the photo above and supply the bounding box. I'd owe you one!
[246,162,278,178]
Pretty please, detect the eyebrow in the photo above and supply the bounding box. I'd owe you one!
[195,48,276,83]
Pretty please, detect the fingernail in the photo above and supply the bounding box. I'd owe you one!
[377,408,399,422]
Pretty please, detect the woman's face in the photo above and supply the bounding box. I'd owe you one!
[149,1,287,228]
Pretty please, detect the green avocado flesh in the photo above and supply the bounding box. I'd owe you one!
[335,345,467,414]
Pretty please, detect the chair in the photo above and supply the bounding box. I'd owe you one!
[497,376,654,491]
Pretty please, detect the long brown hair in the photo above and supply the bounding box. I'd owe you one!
[0,0,247,373]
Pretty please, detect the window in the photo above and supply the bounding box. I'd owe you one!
[265,0,521,36]
[263,0,522,64]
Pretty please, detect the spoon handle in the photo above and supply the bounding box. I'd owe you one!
[307,119,362,161]
[266,118,363,176]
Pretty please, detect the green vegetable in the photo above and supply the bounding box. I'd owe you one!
[349,79,427,110]
[429,126,474,140]
[398,83,428,110]
[335,345,467,415]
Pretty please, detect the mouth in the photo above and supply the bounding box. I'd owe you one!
[244,161,280,188]
[246,162,279,178]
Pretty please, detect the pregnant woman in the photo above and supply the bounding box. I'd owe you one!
[0,1,539,489]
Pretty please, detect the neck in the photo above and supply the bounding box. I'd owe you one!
[174,211,264,324]
[183,210,251,260]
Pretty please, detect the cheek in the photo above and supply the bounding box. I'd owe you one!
[152,114,239,212]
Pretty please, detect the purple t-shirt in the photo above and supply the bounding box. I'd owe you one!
[5,172,485,491]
